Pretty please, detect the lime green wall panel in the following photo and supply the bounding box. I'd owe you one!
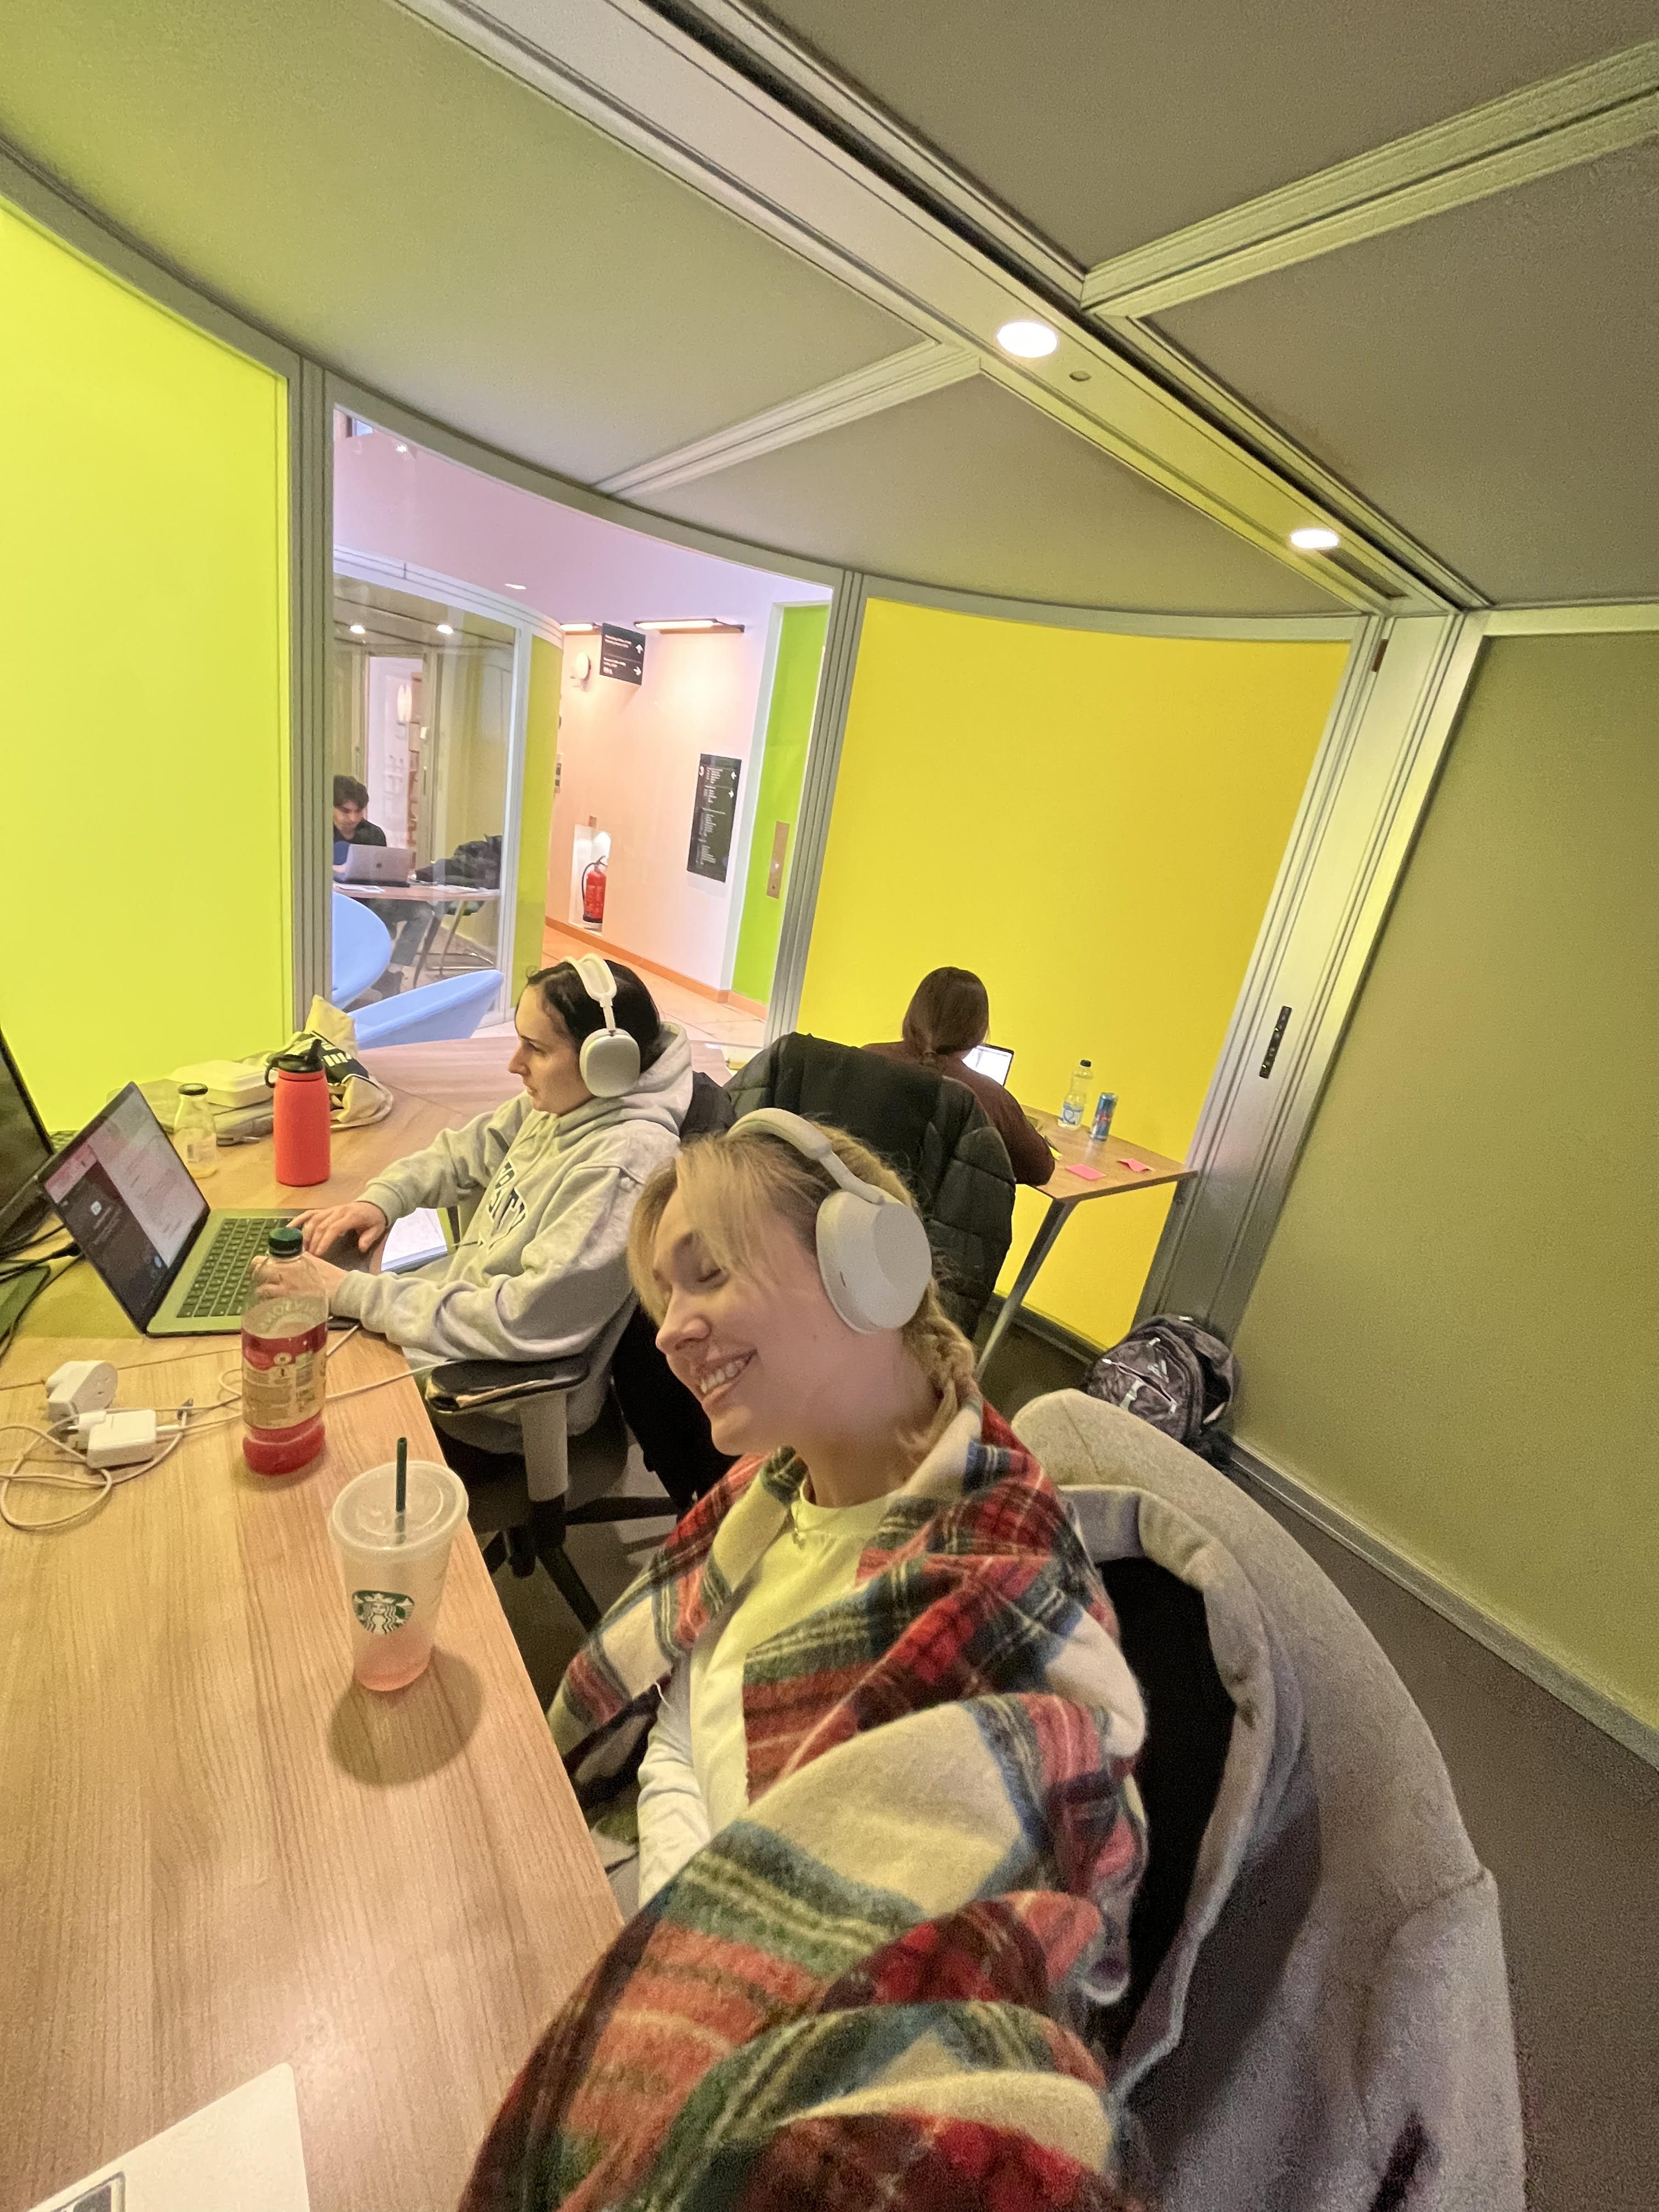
[1235,634,1659,1732]
[514,633,562,991]
[732,605,827,1005]
[0,199,290,1127]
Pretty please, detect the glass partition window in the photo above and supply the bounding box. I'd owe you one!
[330,578,516,1006]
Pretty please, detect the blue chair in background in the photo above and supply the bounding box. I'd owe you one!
[331,893,393,1008]
[352,969,504,1048]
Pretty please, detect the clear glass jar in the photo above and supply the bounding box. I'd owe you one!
[172,1082,218,1177]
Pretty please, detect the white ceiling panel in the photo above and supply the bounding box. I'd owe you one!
[638,374,1347,613]
[0,0,916,483]
[1154,142,1659,604]
[731,0,1659,264]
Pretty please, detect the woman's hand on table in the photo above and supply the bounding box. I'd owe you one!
[288,1200,388,1256]
[250,1251,348,1303]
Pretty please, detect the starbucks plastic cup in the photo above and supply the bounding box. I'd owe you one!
[328,1459,467,1691]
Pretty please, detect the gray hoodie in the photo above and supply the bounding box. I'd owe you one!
[331,1025,692,1434]
[1013,1391,1525,2212]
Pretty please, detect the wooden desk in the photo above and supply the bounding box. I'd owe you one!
[0,1059,622,2211]
[978,1111,1192,1370]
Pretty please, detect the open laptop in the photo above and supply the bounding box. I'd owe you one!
[39,1085,291,1334]
[962,1042,1014,1086]
[336,843,414,885]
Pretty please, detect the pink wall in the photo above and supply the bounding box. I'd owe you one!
[334,425,828,989]
[553,629,765,986]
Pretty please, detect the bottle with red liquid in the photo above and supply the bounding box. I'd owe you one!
[242,1224,329,1475]
[270,1039,332,1187]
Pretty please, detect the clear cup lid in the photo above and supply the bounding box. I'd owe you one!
[329,1460,465,1560]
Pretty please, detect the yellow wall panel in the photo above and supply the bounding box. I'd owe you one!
[0,200,290,1128]
[798,599,1347,1345]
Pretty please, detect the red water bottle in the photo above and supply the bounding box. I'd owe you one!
[270,1041,332,1186]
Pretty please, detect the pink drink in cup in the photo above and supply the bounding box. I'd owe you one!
[327,1459,467,1691]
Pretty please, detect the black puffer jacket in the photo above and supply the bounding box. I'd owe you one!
[723,1032,1015,1335]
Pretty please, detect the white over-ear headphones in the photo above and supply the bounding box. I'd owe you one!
[573,955,641,1098]
[735,1108,933,1334]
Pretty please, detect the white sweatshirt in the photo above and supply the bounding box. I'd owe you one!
[330,1025,692,1434]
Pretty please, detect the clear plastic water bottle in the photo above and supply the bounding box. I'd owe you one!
[1059,1058,1093,1128]
[172,1082,218,1177]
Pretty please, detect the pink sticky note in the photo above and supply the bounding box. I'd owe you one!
[1117,1158,1153,1174]
[1065,1163,1106,1181]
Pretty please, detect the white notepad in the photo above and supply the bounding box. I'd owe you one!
[29,2064,310,2212]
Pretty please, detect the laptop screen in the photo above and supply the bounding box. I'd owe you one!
[0,1028,53,1242]
[41,1085,209,1328]
[962,1042,1014,1086]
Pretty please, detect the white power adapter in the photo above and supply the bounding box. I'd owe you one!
[84,1410,160,1470]
[46,1359,119,1427]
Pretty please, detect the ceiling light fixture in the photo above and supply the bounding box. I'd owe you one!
[505,582,527,591]
[348,622,366,636]
[1289,524,1341,552]
[562,620,599,633]
[436,623,454,635]
[633,618,745,634]
[995,318,1059,359]
[395,443,409,454]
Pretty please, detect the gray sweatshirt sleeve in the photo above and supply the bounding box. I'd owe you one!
[356,1097,530,1226]
[330,1157,636,1362]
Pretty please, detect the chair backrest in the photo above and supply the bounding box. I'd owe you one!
[352,968,503,1047]
[330,891,393,1008]
[724,1032,1015,1333]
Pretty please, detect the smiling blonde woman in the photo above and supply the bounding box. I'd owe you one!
[461,1113,1150,2212]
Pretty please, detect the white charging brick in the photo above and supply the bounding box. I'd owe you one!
[84,1410,159,1470]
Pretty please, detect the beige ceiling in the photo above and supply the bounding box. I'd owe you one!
[0,0,913,484]
[730,0,1659,263]
[1155,143,1659,603]
[643,375,1346,613]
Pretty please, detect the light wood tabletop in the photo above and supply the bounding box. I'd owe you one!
[0,1057,623,2211]
[978,1113,1192,1373]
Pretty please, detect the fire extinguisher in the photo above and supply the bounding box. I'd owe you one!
[582,851,607,928]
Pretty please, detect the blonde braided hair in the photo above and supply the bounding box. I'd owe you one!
[628,1118,978,1412]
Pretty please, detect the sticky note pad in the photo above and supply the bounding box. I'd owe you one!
[1118,1158,1153,1173]
[1065,1163,1106,1181]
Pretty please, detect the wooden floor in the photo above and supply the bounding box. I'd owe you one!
[539,920,766,1053]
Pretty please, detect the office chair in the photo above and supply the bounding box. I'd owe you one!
[424,1070,737,1629]
[724,1032,1015,1334]
[351,968,504,1047]
[330,890,393,1008]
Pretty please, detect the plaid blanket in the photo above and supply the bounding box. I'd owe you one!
[462,1398,1149,2212]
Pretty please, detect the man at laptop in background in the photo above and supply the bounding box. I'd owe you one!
[332,774,386,863]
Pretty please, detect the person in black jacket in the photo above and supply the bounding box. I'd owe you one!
[332,774,387,861]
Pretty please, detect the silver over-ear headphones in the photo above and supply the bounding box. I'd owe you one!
[573,955,641,1098]
[735,1108,933,1333]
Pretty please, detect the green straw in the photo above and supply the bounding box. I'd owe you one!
[394,1435,407,1539]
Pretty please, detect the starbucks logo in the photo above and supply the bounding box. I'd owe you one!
[353,1588,414,1634]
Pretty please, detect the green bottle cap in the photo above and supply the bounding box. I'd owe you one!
[178,1082,208,1096]
[267,1225,304,1260]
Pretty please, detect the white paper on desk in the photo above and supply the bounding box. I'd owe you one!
[27,2064,309,2212]
[379,1206,450,1274]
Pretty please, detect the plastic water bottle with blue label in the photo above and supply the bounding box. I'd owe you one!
[1059,1058,1093,1128]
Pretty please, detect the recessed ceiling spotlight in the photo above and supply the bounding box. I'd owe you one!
[1289,525,1341,552]
[505,582,527,591]
[995,318,1059,359]
[1069,370,1091,382]
[436,622,454,635]
[348,622,366,635]
[394,443,409,454]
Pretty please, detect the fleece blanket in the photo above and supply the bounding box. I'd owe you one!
[460,1400,1149,2212]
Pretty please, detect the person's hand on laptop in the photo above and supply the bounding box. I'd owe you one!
[289,1199,388,1256]
[251,1249,345,1302]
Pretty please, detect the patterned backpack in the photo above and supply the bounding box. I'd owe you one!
[1085,1313,1238,1459]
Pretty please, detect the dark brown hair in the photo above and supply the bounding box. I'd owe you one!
[526,958,667,1071]
[900,967,991,1065]
[333,774,370,810]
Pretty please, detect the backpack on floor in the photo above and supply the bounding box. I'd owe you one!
[1085,1313,1238,1458]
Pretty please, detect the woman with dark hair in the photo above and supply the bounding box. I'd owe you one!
[253,958,691,1446]
[866,964,1056,1186]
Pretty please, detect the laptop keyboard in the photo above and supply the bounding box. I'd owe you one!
[176,1215,291,1320]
